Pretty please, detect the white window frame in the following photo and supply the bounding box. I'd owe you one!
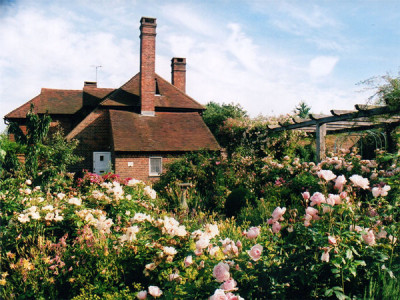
[149,157,162,176]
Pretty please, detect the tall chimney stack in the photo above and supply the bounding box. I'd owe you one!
[171,57,186,93]
[140,17,157,116]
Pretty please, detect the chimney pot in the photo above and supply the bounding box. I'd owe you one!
[84,81,97,88]
[171,57,186,93]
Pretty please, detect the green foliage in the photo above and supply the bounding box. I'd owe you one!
[202,101,248,145]
[4,106,82,188]
[154,151,230,212]
[224,187,254,218]
[218,117,307,159]
[294,101,312,118]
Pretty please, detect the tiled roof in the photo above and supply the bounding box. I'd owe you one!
[110,110,220,152]
[5,88,113,119]
[100,73,205,110]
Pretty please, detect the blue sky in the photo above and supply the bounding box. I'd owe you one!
[1,0,399,132]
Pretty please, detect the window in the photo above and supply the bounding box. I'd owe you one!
[149,157,162,176]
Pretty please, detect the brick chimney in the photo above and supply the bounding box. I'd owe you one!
[171,57,186,93]
[140,17,157,116]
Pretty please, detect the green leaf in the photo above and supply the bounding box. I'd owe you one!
[355,260,366,266]
[334,290,346,300]
[346,249,353,260]
[325,288,334,297]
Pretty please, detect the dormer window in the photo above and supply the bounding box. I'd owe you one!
[155,79,161,96]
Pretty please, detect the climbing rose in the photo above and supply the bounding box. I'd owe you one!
[213,262,231,282]
[349,175,369,190]
[317,170,337,181]
[148,286,162,298]
[246,227,260,239]
[247,244,263,261]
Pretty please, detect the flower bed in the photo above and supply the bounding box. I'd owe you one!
[1,151,399,299]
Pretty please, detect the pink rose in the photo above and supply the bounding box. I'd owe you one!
[321,249,330,262]
[246,227,260,239]
[213,262,230,282]
[304,214,312,227]
[271,206,286,221]
[302,191,310,200]
[247,244,263,261]
[310,192,326,206]
[305,207,319,220]
[372,185,391,198]
[137,290,147,299]
[362,229,376,246]
[349,175,369,190]
[226,293,244,300]
[209,289,227,300]
[196,237,210,250]
[328,194,341,205]
[328,236,337,245]
[220,279,238,292]
[317,170,337,181]
[148,286,162,298]
[272,222,281,234]
[349,225,363,233]
[334,175,347,192]
[184,255,193,267]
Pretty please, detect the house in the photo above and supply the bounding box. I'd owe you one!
[4,17,220,182]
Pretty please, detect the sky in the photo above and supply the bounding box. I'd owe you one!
[1,0,400,132]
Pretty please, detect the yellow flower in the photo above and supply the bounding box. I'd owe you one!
[0,279,6,286]
[68,278,75,283]
[22,258,34,271]
[43,256,51,264]
[6,252,16,259]
[48,278,55,284]
[1,272,8,278]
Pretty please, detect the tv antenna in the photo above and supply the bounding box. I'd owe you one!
[91,65,102,82]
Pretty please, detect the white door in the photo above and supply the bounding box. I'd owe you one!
[93,152,111,175]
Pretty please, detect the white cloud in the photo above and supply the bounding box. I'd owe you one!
[1,0,385,133]
[308,56,339,78]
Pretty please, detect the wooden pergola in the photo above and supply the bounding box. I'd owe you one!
[267,104,400,161]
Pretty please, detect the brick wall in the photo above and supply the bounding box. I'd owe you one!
[115,152,181,183]
[69,109,112,173]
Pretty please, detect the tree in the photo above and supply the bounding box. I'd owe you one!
[202,101,248,141]
[294,101,311,118]
[6,105,82,185]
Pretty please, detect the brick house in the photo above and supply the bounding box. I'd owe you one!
[4,17,220,182]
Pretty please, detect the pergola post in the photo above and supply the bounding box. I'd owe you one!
[316,122,326,162]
